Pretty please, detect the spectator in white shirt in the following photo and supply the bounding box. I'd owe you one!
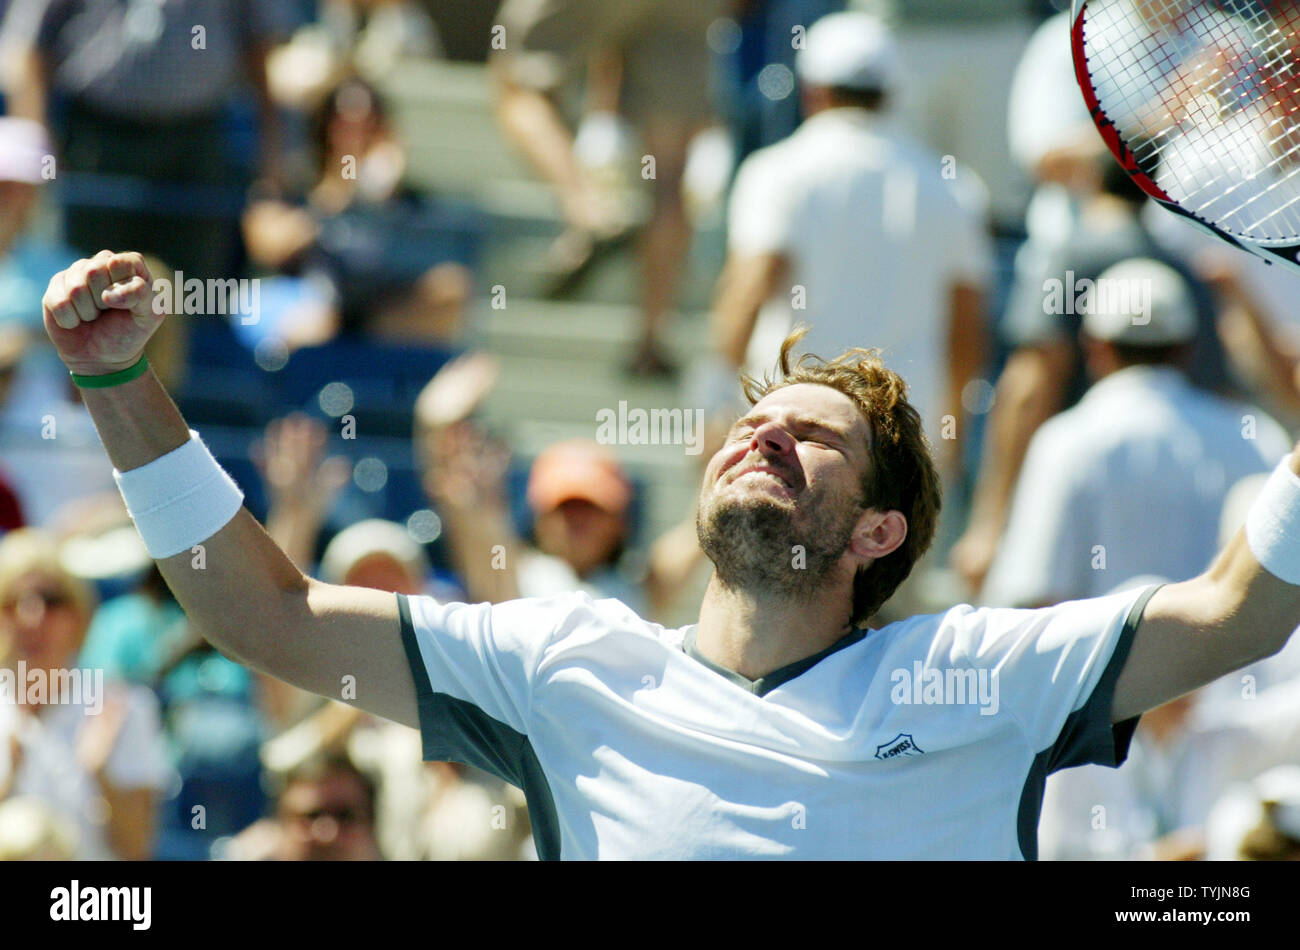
[984,258,1292,609]
[712,11,993,477]
[0,528,171,860]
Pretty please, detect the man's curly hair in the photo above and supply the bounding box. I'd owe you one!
[740,326,942,625]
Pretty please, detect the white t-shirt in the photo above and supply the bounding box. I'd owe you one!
[727,107,993,440]
[396,583,1156,859]
[985,366,1291,607]
[0,684,172,860]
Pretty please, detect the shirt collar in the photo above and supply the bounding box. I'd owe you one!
[1084,364,1188,400]
[800,106,886,134]
[681,625,868,698]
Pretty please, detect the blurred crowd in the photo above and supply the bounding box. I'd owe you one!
[2,0,1300,861]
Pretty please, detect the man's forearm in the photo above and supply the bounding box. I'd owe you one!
[965,344,1067,534]
[80,367,310,664]
[1198,478,1300,664]
[1116,530,1300,721]
[1115,448,1300,721]
[2,47,48,125]
[711,281,762,369]
[711,253,787,368]
[437,502,523,604]
[44,251,416,726]
[79,365,190,471]
[945,282,986,475]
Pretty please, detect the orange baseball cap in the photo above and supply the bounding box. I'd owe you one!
[526,440,632,516]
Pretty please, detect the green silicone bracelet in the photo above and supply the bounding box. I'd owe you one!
[69,354,149,389]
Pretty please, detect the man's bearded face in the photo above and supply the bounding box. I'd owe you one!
[696,383,873,597]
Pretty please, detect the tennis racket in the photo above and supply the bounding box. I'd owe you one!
[1072,0,1300,270]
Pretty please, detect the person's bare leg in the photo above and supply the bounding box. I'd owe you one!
[584,47,623,116]
[491,68,609,235]
[630,117,693,375]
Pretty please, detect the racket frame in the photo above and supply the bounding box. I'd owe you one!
[1070,0,1300,270]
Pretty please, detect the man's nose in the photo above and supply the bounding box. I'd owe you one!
[750,421,795,457]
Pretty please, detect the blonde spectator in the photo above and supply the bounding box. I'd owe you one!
[0,529,171,860]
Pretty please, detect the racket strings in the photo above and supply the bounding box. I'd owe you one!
[1155,102,1300,220]
[1083,0,1300,241]
[1148,4,1299,231]
[1146,50,1300,185]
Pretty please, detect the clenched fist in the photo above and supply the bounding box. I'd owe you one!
[42,250,162,377]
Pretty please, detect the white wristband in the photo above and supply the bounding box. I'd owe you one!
[1245,456,1300,585]
[113,429,245,559]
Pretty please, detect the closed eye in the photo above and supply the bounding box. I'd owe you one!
[800,431,843,451]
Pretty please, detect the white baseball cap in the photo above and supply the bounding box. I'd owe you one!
[795,12,900,94]
[319,518,430,587]
[0,118,51,185]
[1081,258,1197,346]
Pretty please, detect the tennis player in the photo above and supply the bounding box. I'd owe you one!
[43,251,1300,858]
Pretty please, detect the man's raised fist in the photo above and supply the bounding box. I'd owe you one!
[42,250,162,377]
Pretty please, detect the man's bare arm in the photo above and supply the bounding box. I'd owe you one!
[711,252,789,369]
[1,43,48,124]
[87,363,415,726]
[1112,447,1300,723]
[943,280,987,479]
[44,252,418,728]
[951,340,1071,593]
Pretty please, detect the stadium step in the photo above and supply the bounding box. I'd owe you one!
[382,60,536,194]
[381,57,726,311]
[295,56,725,544]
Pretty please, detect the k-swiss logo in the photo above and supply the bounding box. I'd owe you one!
[875,733,924,760]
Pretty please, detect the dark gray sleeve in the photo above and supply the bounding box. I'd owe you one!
[1041,584,1158,773]
[395,592,564,860]
[1015,584,1159,859]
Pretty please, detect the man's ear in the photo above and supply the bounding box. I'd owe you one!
[849,509,908,564]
